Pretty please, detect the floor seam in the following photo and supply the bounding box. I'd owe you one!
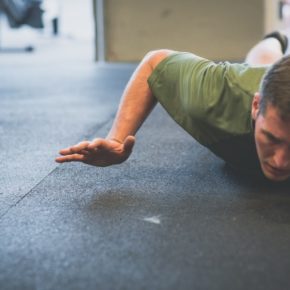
[0,116,115,221]
[0,166,60,220]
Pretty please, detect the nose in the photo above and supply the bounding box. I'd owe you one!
[273,148,290,169]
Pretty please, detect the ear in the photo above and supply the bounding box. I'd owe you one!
[251,92,261,120]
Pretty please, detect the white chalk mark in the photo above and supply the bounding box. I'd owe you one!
[143,215,161,225]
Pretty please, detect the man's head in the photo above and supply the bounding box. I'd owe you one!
[252,55,290,181]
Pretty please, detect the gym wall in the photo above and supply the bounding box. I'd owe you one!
[97,0,264,62]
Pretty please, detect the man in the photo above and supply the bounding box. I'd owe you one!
[55,32,290,182]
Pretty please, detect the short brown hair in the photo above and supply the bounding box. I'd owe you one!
[259,55,290,119]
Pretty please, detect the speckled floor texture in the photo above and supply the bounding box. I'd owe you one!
[1,45,290,290]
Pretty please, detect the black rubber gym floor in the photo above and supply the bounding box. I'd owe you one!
[1,58,290,290]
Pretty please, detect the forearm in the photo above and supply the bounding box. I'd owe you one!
[56,50,174,166]
[107,49,173,143]
[106,59,157,142]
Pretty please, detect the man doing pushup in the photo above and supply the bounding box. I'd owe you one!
[56,32,290,182]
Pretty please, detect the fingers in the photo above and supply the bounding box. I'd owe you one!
[56,136,136,166]
[57,140,90,163]
[55,153,87,163]
[59,141,90,155]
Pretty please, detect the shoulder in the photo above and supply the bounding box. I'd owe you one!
[190,62,267,143]
[225,62,268,95]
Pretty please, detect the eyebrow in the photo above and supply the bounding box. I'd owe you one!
[261,129,284,143]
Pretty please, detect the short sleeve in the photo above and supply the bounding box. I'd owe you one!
[148,52,267,146]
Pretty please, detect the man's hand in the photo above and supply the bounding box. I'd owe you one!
[55,136,135,167]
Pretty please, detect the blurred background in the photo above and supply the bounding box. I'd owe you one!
[0,0,94,64]
[0,0,289,64]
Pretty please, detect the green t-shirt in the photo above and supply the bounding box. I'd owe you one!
[148,52,268,175]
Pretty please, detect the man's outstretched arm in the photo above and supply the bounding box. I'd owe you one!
[55,49,174,167]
